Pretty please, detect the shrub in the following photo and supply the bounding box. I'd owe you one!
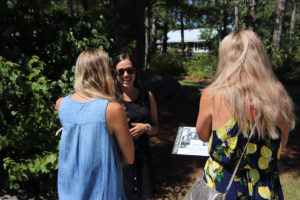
[184,53,217,79]
[150,51,186,77]
[0,56,73,198]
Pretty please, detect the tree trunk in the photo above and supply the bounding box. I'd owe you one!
[289,0,296,53]
[216,0,223,43]
[250,0,256,30]
[221,0,228,40]
[67,0,74,17]
[234,0,239,30]
[150,16,157,57]
[180,12,185,55]
[81,0,88,11]
[272,0,286,57]
[216,0,228,43]
[144,5,150,70]
[162,19,168,53]
[133,0,146,72]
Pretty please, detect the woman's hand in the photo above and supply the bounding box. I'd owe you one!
[130,123,149,139]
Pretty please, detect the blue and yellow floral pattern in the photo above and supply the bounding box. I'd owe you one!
[203,118,283,200]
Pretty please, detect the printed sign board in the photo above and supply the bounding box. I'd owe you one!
[172,126,209,156]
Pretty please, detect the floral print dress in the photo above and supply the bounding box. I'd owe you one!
[203,118,283,200]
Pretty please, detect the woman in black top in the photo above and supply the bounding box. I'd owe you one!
[113,53,159,200]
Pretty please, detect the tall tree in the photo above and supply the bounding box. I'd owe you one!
[234,0,240,30]
[134,0,147,70]
[150,15,157,56]
[272,0,287,57]
[149,0,165,57]
[289,0,297,53]
[81,0,88,11]
[162,17,168,53]
[216,0,229,42]
[250,0,256,30]
[180,11,185,55]
[67,0,74,17]
[145,3,151,69]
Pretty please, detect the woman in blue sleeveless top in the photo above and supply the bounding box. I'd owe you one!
[56,49,134,200]
[196,30,295,199]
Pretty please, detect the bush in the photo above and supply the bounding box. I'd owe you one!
[184,53,217,79]
[0,56,74,198]
[150,51,186,77]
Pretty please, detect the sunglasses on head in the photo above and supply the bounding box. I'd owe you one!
[117,67,135,76]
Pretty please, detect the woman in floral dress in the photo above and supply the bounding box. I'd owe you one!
[196,29,295,199]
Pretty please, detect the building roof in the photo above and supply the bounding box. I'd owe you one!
[157,28,217,43]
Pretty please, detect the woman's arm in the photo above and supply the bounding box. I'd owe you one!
[106,102,134,164]
[130,91,159,138]
[146,91,159,136]
[196,88,212,142]
[277,113,290,149]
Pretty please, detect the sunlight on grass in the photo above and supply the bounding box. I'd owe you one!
[178,80,208,89]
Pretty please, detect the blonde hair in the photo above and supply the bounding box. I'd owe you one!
[209,29,294,139]
[74,48,116,101]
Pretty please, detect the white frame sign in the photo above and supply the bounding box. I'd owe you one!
[172,126,209,156]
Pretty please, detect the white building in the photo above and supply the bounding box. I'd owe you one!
[157,28,217,53]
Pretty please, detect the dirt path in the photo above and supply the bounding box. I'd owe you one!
[150,79,207,199]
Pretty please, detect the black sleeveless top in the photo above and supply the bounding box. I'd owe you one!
[123,90,151,151]
[124,95,150,127]
[122,91,153,199]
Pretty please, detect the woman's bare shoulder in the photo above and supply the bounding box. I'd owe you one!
[200,87,211,99]
[107,101,125,116]
[56,97,64,112]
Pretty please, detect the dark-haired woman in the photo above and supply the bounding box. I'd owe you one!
[114,53,159,200]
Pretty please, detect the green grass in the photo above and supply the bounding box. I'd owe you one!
[281,172,300,200]
[178,80,208,89]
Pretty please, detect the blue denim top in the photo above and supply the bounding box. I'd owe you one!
[58,95,125,200]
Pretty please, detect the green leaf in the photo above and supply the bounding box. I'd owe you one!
[46,154,57,164]
[11,110,17,116]
[28,72,37,80]
[7,1,14,9]
[37,76,47,84]
[91,29,98,36]
[13,183,19,190]
[31,82,39,90]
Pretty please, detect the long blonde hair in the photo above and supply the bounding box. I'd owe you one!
[74,48,116,101]
[209,29,294,139]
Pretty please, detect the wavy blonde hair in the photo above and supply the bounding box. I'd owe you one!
[74,48,116,101]
[209,29,295,139]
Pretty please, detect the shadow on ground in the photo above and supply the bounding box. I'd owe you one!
[150,84,207,199]
[279,103,300,173]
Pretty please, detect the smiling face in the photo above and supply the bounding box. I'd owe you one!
[115,58,136,89]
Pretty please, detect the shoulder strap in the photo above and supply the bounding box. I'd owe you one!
[224,104,256,195]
